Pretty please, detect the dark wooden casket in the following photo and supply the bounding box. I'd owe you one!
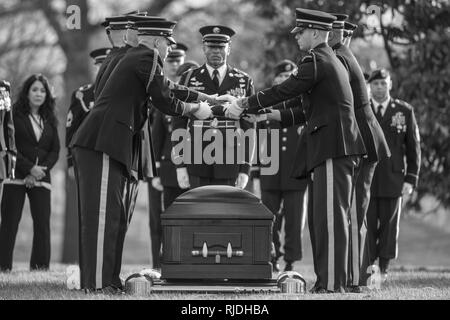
[161,186,273,280]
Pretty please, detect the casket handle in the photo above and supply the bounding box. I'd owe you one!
[191,241,244,261]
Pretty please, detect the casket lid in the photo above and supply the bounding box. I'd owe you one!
[163,186,273,220]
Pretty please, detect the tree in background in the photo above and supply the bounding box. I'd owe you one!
[249,0,450,209]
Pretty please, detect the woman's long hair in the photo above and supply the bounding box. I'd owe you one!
[13,74,58,128]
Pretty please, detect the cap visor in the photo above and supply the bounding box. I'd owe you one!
[167,36,176,45]
[291,26,305,34]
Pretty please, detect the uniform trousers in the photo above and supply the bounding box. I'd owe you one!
[309,156,359,292]
[366,196,402,263]
[348,159,377,286]
[148,184,163,269]
[0,184,51,271]
[72,146,128,289]
[261,190,307,262]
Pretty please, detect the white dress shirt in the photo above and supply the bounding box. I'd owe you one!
[205,63,227,86]
[371,96,391,117]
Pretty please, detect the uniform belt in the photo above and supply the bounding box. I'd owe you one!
[192,120,240,129]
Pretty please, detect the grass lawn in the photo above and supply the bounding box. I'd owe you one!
[1,264,450,300]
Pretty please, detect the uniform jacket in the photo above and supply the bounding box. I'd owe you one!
[71,44,204,179]
[248,42,366,177]
[258,117,307,191]
[93,46,120,98]
[0,103,16,180]
[13,111,60,183]
[173,64,255,180]
[333,43,390,163]
[94,45,132,100]
[65,83,94,167]
[370,98,421,197]
[151,111,179,187]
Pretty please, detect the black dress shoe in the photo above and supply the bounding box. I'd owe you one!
[284,261,293,272]
[310,286,334,294]
[346,285,362,293]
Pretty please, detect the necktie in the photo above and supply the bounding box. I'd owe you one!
[212,69,220,89]
[376,105,383,119]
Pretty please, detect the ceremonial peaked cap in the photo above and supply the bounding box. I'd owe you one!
[199,25,235,46]
[90,48,112,65]
[274,60,297,76]
[344,21,358,37]
[291,8,337,33]
[135,19,177,45]
[167,43,188,60]
[330,13,348,29]
[126,14,165,30]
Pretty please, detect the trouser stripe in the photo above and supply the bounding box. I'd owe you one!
[350,188,360,285]
[326,159,335,291]
[96,154,109,289]
[394,197,402,259]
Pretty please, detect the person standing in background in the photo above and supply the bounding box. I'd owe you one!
[0,74,60,272]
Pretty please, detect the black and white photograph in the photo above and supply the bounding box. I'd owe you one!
[0,0,449,307]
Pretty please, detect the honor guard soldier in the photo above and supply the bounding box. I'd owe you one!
[164,43,188,82]
[173,25,256,189]
[367,69,421,281]
[0,80,16,196]
[63,48,109,263]
[147,44,191,270]
[70,17,214,293]
[218,8,367,293]
[329,14,391,291]
[257,60,308,273]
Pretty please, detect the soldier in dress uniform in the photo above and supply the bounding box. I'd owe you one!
[329,14,391,291]
[63,48,109,263]
[257,60,308,273]
[218,8,367,293]
[147,44,191,270]
[94,11,148,98]
[0,80,16,199]
[173,25,256,189]
[69,18,214,293]
[367,69,421,280]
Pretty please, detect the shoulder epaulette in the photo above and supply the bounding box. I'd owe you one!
[231,67,251,79]
[300,55,313,64]
[394,99,413,110]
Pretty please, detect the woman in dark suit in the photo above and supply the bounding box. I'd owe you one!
[0,74,60,271]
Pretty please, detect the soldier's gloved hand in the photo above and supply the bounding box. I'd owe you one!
[176,167,190,189]
[223,100,244,120]
[216,94,237,104]
[242,114,268,123]
[192,102,212,120]
[67,166,75,179]
[151,177,164,192]
[402,182,414,195]
[235,173,249,189]
[203,94,219,105]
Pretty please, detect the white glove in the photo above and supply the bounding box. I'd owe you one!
[224,100,244,120]
[243,114,268,123]
[151,177,163,192]
[68,166,75,179]
[176,167,190,189]
[193,101,212,120]
[216,94,238,104]
[235,173,249,189]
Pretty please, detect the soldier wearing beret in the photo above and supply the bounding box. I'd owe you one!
[218,8,367,293]
[257,60,308,273]
[0,80,16,198]
[367,68,421,281]
[173,25,256,190]
[329,14,391,291]
[70,18,215,293]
